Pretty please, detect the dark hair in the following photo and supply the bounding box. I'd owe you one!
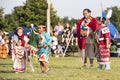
[38,24,47,31]
[18,38,22,41]
[43,26,47,31]
[16,27,23,31]
[14,27,23,35]
[83,8,91,13]
[101,17,106,24]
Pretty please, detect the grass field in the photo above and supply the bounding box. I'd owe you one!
[0,54,120,80]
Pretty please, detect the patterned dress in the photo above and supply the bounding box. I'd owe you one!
[97,25,111,67]
[37,32,52,62]
[13,46,25,72]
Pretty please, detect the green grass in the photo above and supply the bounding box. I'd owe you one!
[0,54,120,80]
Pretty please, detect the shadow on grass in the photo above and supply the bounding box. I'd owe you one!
[0,77,26,80]
[51,65,80,69]
[0,63,13,68]
[0,63,12,65]
[0,70,14,73]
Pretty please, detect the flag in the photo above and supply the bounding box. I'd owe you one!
[102,11,118,39]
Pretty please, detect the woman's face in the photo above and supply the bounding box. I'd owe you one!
[83,10,91,19]
[17,29,23,36]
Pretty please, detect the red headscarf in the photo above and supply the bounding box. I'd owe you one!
[18,34,25,47]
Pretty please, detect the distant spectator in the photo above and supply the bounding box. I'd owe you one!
[62,23,71,45]
[71,23,77,45]
[51,31,58,57]
[0,30,5,45]
[54,22,64,35]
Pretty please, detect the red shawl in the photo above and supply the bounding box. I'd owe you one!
[76,17,98,50]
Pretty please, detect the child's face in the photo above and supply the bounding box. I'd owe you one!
[86,19,91,23]
[0,31,4,36]
[17,40,22,46]
[38,26,45,33]
[17,29,23,36]
[84,19,91,26]
[5,39,9,44]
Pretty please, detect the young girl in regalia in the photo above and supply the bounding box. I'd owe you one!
[13,39,25,73]
[96,20,111,70]
[11,27,34,72]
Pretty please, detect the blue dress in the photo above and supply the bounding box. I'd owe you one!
[37,32,52,62]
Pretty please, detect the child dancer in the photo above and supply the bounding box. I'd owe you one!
[13,39,25,73]
[33,25,52,73]
[96,20,111,70]
[71,23,77,45]
[11,27,34,72]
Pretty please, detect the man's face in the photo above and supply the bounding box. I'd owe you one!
[83,10,91,19]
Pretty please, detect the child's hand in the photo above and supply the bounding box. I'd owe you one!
[106,44,110,49]
[31,26,34,29]
[89,33,93,38]
[84,23,88,26]
[43,44,48,48]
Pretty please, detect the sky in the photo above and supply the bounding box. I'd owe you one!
[0,0,120,19]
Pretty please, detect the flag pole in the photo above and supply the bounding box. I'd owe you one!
[47,0,51,35]
[100,0,103,21]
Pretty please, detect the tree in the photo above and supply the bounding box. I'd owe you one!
[4,0,59,32]
[0,8,5,30]
[50,5,60,29]
[61,16,78,27]
[110,6,120,33]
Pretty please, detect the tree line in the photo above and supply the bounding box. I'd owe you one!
[0,0,120,33]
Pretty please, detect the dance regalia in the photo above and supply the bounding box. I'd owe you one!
[37,32,52,62]
[13,46,25,72]
[76,17,98,50]
[29,27,38,48]
[97,25,111,65]
[11,34,28,62]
